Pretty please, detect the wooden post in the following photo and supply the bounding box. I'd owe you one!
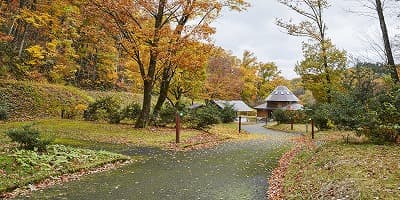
[239,116,242,133]
[176,112,180,143]
[291,121,294,130]
[311,119,315,139]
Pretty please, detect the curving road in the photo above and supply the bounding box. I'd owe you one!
[19,124,296,200]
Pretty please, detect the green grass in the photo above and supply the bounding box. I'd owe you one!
[283,132,400,199]
[0,144,130,194]
[0,119,202,149]
[0,119,250,150]
[266,122,319,134]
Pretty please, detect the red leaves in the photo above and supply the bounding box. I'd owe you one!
[267,136,315,200]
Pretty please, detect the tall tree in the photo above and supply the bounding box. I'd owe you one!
[295,40,347,102]
[205,55,244,100]
[350,0,399,81]
[87,0,249,128]
[277,0,337,103]
[152,0,249,117]
[256,62,281,102]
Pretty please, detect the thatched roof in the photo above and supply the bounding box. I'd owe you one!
[265,86,300,102]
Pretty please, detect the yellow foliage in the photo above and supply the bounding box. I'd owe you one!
[75,104,88,112]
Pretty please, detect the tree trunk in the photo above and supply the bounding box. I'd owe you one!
[375,0,399,82]
[135,0,166,128]
[135,80,153,128]
[321,40,332,103]
[153,68,171,116]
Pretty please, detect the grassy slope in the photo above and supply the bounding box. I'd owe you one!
[270,124,400,199]
[284,143,400,199]
[87,90,146,107]
[0,81,93,121]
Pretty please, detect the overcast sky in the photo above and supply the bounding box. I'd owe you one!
[212,0,399,79]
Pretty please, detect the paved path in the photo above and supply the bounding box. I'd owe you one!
[21,125,295,200]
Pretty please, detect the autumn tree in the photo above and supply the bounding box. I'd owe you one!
[256,62,281,102]
[166,41,210,106]
[239,51,259,104]
[277,0,341,103]
[0,0,81,81]
[87,0,249,128]
[349,0,399,82]
[295,40,347,103]
[205,55,243,100]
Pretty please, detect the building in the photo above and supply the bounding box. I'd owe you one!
[212,100,255,116]
[254,86,303,119]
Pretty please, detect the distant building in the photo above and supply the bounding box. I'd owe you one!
[212,100,255,123]
[254,86,303,119]
[212,100,255,116]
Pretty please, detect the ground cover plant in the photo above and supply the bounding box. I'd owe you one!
[0,141,129,195]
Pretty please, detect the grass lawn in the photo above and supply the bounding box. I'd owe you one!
[0,119,254,150]
[266,122,319,135]
[276,126,400,199]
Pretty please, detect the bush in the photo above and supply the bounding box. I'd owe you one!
[357,84,400,143]
[122,102,141,121]
[219,103,236,123]
[61,104,87,119]
[0,105,8,121]
[84,97,122,124]
[6,125,52,151]
[272,109,290,124]
[310,103,332,130]
[189,104,221,129]
[158,104,177,126]
[152,102,188,127]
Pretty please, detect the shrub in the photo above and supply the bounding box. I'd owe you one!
[357,84,400,143]
[0,105,8,121]
[6,125,52,151]
[151,102,188,127]
[122,102,141,121]
[157,104,177,126]
[272,109,290,124]
[84,97,122,124]
[311,103,332,130]
[219,103,236,123]
[189,104,221,129]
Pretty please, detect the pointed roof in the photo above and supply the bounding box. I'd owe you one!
[265,86,300,102]
[213,100,255,112]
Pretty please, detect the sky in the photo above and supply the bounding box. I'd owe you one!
[211,0,399,79]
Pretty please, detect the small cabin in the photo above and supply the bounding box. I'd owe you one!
[255,86,303,119]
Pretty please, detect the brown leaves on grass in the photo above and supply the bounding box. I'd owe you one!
[165,132,225,152]
[267,136,315,200]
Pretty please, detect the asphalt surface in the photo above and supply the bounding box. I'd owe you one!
[20,124,295,200]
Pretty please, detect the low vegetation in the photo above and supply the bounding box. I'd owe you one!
[268,123,400,199]
[283,142,400,199]
[0,144,129,194]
